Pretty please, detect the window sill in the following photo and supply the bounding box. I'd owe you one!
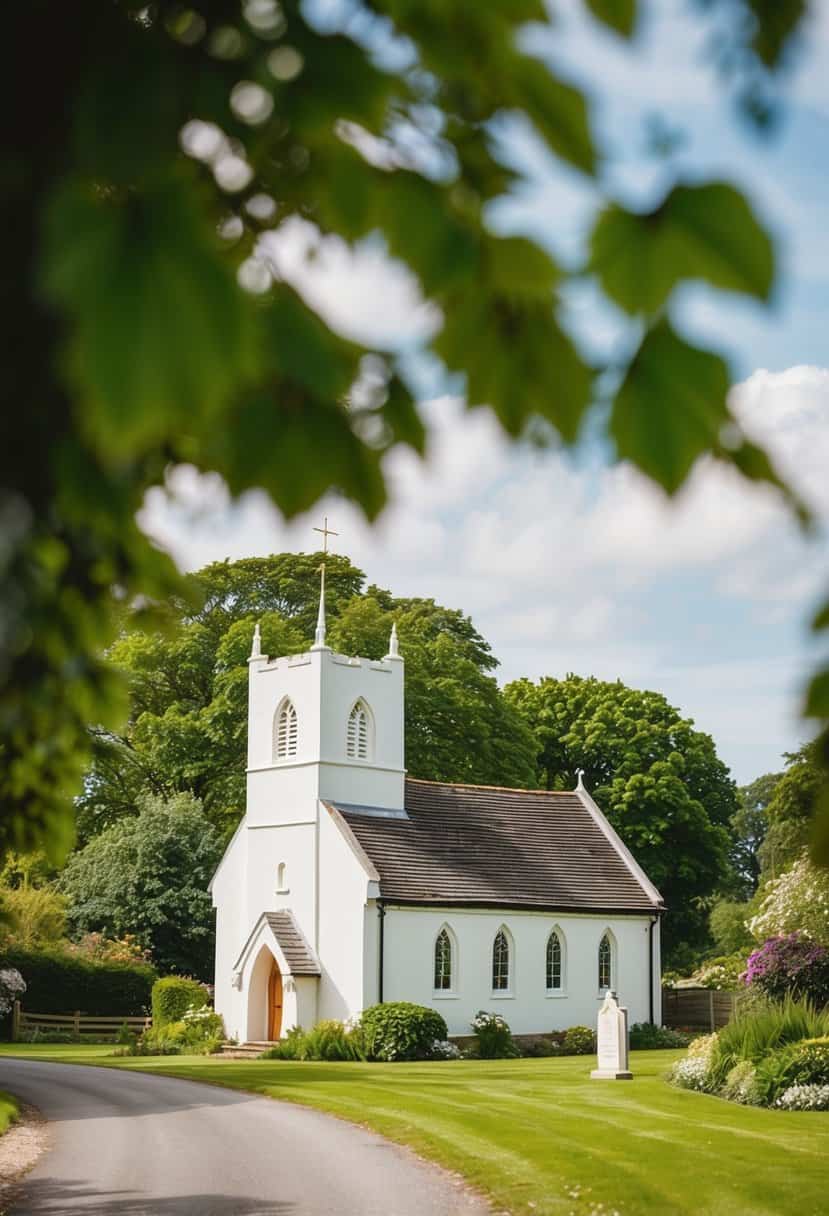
[432,992,459,1000]
[545,992,568,999]
[490,992,514,1000]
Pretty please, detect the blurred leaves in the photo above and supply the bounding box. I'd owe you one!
[585,0,638,37]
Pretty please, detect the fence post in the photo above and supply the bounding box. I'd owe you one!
[708,990,715,1032]
[73,1010,81,1037]
[11,1000,20,1042]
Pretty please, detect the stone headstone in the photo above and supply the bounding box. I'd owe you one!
[590,989,633,1080]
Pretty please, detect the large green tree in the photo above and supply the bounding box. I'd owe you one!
[5,0,825,864]
[759,740,823,879]
[730,770,780,894]
[504,674,738,960]
[60,792,224,978]
[77,553,535,841]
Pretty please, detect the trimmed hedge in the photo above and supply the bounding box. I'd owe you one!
[0,948,156,1018]
[151,976,209,1028]
[361,1001,447,1061]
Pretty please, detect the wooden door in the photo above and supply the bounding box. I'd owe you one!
[268,960,283,1041]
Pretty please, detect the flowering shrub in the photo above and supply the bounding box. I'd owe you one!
[0,967,26,1015]
[673,954,747,991]
[430,1039,462,1059]
[151,976,209,1028]
[471,1011,519,1059]
[722,1061,760,1105]
[669,1056,715,1092]
[775,1084,829,1111]
[360,1002,448,1061]
[687,1032,717,1060]
[749,853,829,946]
[743,933,829,1005]
[562,1025,595,1055]
[66,933,152,965]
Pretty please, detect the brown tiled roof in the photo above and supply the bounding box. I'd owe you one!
[264,911,321,975]
[330,778,661,914]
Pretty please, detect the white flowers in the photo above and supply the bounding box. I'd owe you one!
[0,967,26,1015]
[472,1011,509,1031]
[669,1056,714,1092]
[775,1084,829,1111]
[431,1039,462,1059]
[749,852,829,944]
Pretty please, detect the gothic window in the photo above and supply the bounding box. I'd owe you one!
[434,928,453,991]
[346,699,371,760]
[492,928,510,992]
[546,930,563,991]
[598,932,613,991]
[274,698,298,761]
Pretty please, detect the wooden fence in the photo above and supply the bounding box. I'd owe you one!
[11,1002,151,1042]
[662,987,737,1032]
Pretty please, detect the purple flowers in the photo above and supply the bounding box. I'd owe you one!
[743,932,829,1004]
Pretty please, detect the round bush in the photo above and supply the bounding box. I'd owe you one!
[743,933,829,1005]
[151,976,209,1028]
[360,1002,447,1061]
[562,1025,595,1055]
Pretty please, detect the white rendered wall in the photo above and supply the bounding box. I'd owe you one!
[316,807,374,1022]
[380,906,656,1036]
[211,821,247,1038]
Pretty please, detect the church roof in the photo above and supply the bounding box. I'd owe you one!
[327,778,662,914]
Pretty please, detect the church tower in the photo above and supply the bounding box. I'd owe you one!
[245,567,405,828]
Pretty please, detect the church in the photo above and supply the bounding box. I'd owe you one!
[211,567,664,1044]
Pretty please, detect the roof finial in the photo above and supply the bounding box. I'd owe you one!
[311,516,338,651]
[575,768,586,791]
[250,621,262,659]
[388,621,399,658]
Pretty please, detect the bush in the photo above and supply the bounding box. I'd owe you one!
[562,1025,595,1055]
[678,953,747,991]
[302,1019,363,1062]
[361,1002,448,1062]
[754,1037,829,1105]
[707,996,829,1092]
[669,1056,715,1092]
[0,948,155,1018]
[264,1026,307,1060]
[151,976,209,1029]
[722,1061,760,1105]
[430,1039,462,1059]
[629,1023,691,1050]
[470,1011,519,1059]
[122,1005,224,1056]
[743,933,829,1005]
[775,1083,829,1111]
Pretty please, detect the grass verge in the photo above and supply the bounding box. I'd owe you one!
[0,1090,19,1136]
[0,1044,827,1215]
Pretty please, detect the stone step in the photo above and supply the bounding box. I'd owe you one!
[215,1040,274,1059]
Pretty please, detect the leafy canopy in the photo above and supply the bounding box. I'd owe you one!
[505,674,738,960]
[2,0,821,862]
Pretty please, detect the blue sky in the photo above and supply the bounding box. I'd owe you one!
[142,1,829,786]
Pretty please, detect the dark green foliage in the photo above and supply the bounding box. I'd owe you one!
[629,1023,692,1050]
[300,1020,365,1062]
[361,1002,448,1062]
[731,772,779,894]
[707,996,829,1091]
[0,948,155,1017]
[470,1011,520,1059]
[562,1025,596,1055]
[2,0,812,867]
[60,793,224,978]
[504,674,738,959]
[151,976,209,1029]
[710,900,755,955]
[759,741,824,878]
[263,1027,308,1061]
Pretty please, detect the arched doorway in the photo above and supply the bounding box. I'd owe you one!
[268,959,283,1041]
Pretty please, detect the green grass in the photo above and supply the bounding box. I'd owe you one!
[0,1089,19,1136]
[1,1044,827,1216]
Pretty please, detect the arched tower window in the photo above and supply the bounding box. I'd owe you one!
[492,928,511,992]
[273,698,298,761]
[434,927,453,991]
[598,932,613,992]
[276,862,288,892]
[346,699,371,760]
[546,929,563,991]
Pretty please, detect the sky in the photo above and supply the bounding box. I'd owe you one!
[141,0,829,786]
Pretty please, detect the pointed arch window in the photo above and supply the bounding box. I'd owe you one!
[492,928,511,992]
[434,928,453,992]
[274,698,298,761]
[598,932,613,992]
[346,699,371,760]
[546,930,563,992]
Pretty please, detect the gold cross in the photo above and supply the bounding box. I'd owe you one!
[313,516,339,556]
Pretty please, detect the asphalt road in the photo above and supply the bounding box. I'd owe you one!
[0,1058,490,1216]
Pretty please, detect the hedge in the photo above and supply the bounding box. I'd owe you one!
[151,976,209,1028]
[0,948,156,1019]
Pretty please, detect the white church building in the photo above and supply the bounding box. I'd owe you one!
[211,579,664,1044]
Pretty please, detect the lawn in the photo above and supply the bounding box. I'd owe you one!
[1,1044,827,1216]
[0,1089,19,1136]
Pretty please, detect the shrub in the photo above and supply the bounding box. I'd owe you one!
[743,933,829,1005]
[669,1056,715,1092]
[430,1039,462,1060]
[754,1037,829,1105]
[562,1025,595,1055]
[470,1011,519,1059]
[0,967,26,1016]
[775,1083,829,1111]
[678,953,747,991]
[629,1023,691,1050]
[749,852,829,946]
[0,948,155,1016]
[302,1019,363,1062]
[707,995,829,1091]
[722,1061,760,1105]
[264,1026,307,1060]
[361,1002,448,1062]
[151,976,209,1029]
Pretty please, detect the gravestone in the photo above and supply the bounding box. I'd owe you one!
[590,989,633,1080]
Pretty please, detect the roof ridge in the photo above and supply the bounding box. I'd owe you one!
[405,775,577,797]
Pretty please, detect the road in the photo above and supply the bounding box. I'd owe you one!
[0,1058,490,1216]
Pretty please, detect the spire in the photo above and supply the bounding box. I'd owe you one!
[575,768,586,791]
[312,562,328,650]
[248,621,263,663]
[384,621,402,661]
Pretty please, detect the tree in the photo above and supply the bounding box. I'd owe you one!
[730,771,780,894]
[709,899,754,956]
[78,553,536,841]
[504,674,738,960]
[0,886,69,952]
[759,742,823,879]
[328,595,537,788]
[3,0,820,863]
[59,792,224,978]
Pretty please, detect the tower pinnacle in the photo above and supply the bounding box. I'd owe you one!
[311,515,338,652]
